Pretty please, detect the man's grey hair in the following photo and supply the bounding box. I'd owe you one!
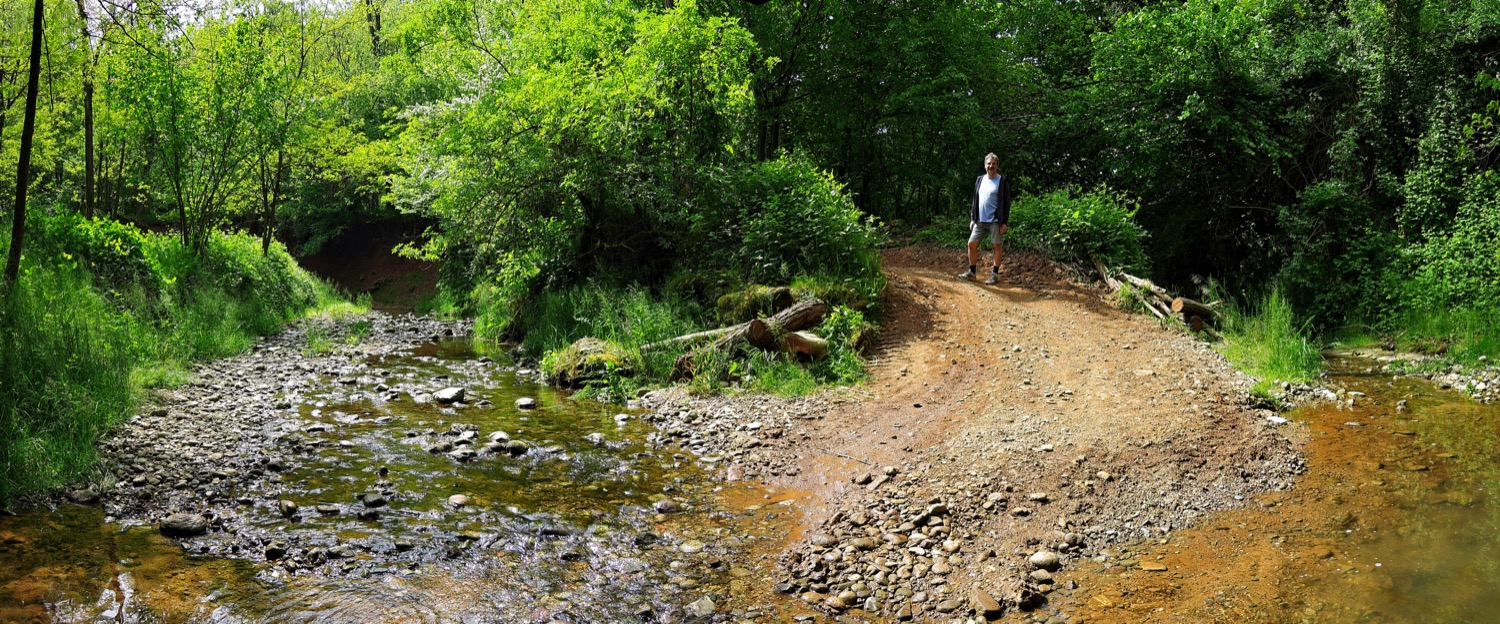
[984,152,999,164]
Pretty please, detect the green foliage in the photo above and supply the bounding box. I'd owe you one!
[1276,181,1400,328]
[1390,307,1500,364]
[1404,172,1500,312]
[698,157,884,287]
[1217,286,1324,391]
[715,285,792,324]
[1007,187,1148,271]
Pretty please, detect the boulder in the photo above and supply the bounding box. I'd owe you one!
[159,512,209,537]
[434,387,467,404]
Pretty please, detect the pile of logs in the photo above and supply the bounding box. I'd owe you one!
[642,297,832,378]
[1093,259,1223,340]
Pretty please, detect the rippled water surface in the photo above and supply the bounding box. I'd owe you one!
[0,338,801,623]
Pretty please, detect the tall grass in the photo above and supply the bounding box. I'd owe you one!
[1218,286,1323,392]
[1392,306,1500,363]
[0,265,135,505]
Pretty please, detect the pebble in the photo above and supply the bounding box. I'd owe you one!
[685,597,716,617]
[515,397,537,410]
[971,587,1002,615]
[447,494,470,508]
[434,387,466,404]
[679,540,706,554]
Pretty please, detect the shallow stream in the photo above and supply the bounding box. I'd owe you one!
[1054,354,1500,623]
[0,330,800,623]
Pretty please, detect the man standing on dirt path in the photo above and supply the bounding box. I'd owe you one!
[959,153,1012,285]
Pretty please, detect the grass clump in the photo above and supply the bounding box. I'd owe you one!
[0,265,135,506]
[1387,307,1500,364]
[1217,286,1323,394]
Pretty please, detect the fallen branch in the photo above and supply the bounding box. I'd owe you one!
[1092,257,1122,292]
[815,446,873,466]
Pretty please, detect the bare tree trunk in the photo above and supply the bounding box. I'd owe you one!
[4,0,44,292]
[75,0,94,218]
[81,80,93,218]
[364,0,382,56]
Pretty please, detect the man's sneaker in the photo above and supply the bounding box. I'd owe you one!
[985,272,1000,285]
[957,269,977,281]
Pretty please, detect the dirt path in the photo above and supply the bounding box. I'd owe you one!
[644,245,1304,621]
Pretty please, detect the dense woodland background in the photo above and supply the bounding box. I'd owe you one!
[2,0,1499,503]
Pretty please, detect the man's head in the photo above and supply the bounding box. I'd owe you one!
[984,153,999,175]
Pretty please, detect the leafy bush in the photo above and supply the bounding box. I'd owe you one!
[26,212,160,295]
[701,156,884,287]
[1007,187,1147,271]
[1277,181,1399,329]
[911,186,1148,272]
[1404,172,1500,312]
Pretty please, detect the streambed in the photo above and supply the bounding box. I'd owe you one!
[0,314,802,623]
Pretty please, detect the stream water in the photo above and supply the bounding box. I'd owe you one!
[1053,354,1500,623]
[0,335,800,623]
[4,342,1500,623]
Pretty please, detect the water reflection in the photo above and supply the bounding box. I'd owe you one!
[1,337,796,623]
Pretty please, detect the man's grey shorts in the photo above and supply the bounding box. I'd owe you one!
[968,222,1004,245]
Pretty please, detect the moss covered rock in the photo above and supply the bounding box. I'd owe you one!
[715,285,794,323]
[543,337,630,387]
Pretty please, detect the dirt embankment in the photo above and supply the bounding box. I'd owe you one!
[642,245,1305,621]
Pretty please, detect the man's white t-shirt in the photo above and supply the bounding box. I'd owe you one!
[977,174,1002,222]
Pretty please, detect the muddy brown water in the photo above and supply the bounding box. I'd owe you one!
[0,340,804,623]
[1054,355,1500,623]
[5,351,1499,623]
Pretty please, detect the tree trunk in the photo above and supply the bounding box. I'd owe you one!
[4,0,44,292]
[644,318,772,352]
[644,297,828,353]
[765,297,829,334]
[81,80,94,218]
[364,0,382,56]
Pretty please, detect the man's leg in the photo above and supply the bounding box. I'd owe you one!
[960,224,981,280]
[984,232,1004,285]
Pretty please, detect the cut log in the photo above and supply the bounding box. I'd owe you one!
[766,297,829,333]
[1171,297,1220,323]
[781,331,829,360]
[642,324,744,352]
[714,318,774,350]
[1134,291,1169,320]
[642,298,827,353]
